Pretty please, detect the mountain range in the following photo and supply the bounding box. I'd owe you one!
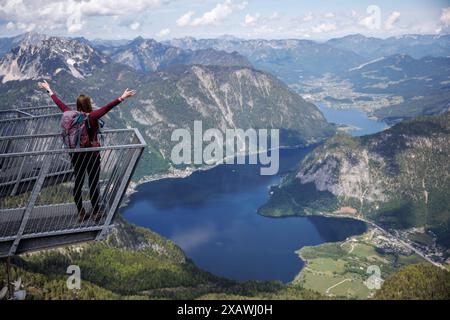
[1,32,449,168]
[0,33,108,83]
[94,36,252,72]
[327,34,450,60]
[167,37,365,82]
[1,31,449,300]
[0,33,334,176]
[163,34,450,122]
[345,53,450,122]
[346,54,450,95]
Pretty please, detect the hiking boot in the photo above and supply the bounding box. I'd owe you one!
[78,208,89,223]
[91,208,103,223]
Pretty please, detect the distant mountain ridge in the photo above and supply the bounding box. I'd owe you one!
[0,33,27,57]
[0,33,108,83]
[0,33,253,78]
[327,33,450,59]
[167,37,366,82]
[99,36,252,72]
[344,53,450,122]
[346,53,450,94]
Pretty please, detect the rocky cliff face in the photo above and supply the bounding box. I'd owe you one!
[117,64,334,165]
[297,141,389,205]
[0,34,108,83]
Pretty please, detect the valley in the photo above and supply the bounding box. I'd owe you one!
[293,74,404,112]
[0,30,449,300]
[259,112,450,291]
[295,227,425,299]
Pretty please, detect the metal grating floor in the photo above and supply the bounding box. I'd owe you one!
[0,201,106,240]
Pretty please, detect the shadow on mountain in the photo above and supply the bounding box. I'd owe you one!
[307,216,367,242]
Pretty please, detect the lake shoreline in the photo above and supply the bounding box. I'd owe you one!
[120,106,387,282]
[124,143,319,198]
[124,166,370,285]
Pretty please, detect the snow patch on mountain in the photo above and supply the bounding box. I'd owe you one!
[66,58,84,79]
[0,34,107,83]
[349,57,386,71]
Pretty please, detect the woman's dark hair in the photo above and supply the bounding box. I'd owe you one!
[77,94,93,113]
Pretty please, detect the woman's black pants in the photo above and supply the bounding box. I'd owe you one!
[70,152,101,213]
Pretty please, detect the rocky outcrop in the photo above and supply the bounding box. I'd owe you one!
[263,113,450,244]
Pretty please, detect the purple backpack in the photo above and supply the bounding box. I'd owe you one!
[60,110,91,148]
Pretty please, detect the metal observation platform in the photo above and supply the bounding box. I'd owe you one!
[0,106,146,257]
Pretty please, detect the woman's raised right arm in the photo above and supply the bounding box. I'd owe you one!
[38,80,70,112]
[89,88,137,121]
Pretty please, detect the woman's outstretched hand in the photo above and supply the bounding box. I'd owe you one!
[38,80,53,95]
[120,88,137,101]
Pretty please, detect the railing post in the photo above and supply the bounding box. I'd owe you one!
[10,154,28,196]
[96,148,143,240]
[8,155,51,256]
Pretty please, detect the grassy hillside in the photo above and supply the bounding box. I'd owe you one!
[375,263,450,300]
[294,229,425,299]
[0,216,323,300]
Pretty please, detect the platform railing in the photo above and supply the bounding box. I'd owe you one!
[0,114,61,137]
[0,129,146,257]
[0,104,75,119]
[0,110,33,119]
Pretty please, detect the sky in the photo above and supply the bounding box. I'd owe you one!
[0,0,449,40]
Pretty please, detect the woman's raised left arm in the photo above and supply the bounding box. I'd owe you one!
[89,88,137,121]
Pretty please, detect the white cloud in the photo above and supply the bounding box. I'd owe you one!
[302,12,314,22]
[129,22,141,30]
[269,11,280,20]
[440,7,450,27]
[242,11,280,28]
[66,8,84,33]
[311,22,336,33]
[0,0,170,33]
[67,22,83,33]
[189,0,247,27]
[177,10,195,27]
[324,12,335,19]
[384,11,400,30]
[66,0,166,17]
[236,1,248,10]
[359,15,374,29]
[157,28,170,37]
[5,21,15,30]
[253,25,276,35]
[359,5,381,30]
[242,13,261,27]
[6,21,37,32]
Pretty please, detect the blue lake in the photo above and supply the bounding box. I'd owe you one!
[123,150,366,282]
[123,105,385,282]
[317,104,389,136]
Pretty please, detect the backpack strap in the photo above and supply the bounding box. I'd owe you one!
[85,113,101,147]
[73,112,86,149]
[75,127,82,148]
